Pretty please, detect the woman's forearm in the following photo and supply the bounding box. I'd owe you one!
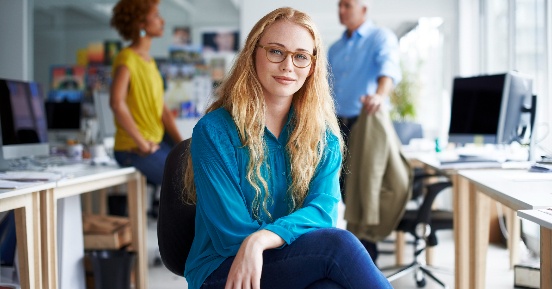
[244,229,285,252]
[225,230,284,289]
[161,105,183,143]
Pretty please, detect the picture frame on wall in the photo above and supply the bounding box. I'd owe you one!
[201,27,239,53]
[50,65,86,91]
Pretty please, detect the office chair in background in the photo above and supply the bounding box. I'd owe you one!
[384,180,453,288]
[157,138,194,276]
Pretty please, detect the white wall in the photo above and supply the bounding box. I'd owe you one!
[457,0,480,76]
[240,0,342,50]
[241,0,458,140]
[0,0,33,81]
[240,0,457,49]
[32,0,239,91]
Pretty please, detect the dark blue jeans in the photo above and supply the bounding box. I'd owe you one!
[201,228,392,289]
[113,141,172,185]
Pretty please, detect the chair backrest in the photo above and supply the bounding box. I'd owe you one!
[392,121,423,145]
[415,181,452,226]
[157,138,195,277]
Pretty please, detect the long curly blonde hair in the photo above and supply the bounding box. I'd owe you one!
[184,7,343,219]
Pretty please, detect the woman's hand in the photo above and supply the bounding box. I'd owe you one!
[225,230,284,289]
[137,141,160,156]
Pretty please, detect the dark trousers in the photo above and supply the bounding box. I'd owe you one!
[201,228,391,289]
[338,116,379,264]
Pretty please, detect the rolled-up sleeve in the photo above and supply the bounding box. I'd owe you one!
[374,29,402,85]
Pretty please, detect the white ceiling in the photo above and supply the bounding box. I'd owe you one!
[34,0,240,30]
[32,0,448,38]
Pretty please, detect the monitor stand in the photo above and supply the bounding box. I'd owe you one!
[0,118,7,171]
[0,154,10,171]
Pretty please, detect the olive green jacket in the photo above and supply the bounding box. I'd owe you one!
[344,109,413,242]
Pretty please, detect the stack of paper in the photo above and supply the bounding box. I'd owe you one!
[0,171,63,189]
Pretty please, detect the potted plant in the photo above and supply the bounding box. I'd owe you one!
[390,63,423,145]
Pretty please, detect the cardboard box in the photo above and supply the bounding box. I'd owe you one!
[82,214,132,250]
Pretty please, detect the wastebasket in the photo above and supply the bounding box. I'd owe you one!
[88,250,135,289]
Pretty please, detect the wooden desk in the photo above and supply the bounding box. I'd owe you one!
[410,152,487,289]
[518,208,552,289]
[0,182,55,289]
[459,170,552,289]
[40,164,148,289]
[410,152,523,289]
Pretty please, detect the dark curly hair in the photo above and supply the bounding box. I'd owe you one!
[110,0,160,41]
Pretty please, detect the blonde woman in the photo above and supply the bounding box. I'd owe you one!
[184,7,392,289]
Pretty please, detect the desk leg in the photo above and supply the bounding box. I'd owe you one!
[98,189,108,215]
[541,227,552,289]
[82,193,93,214]
[453,175,470,289]
[470,185,490,289]
[505,206,520,269]
[127,173,148,289]
[41,188,58,289]
[395,231,405,266]
[12,192,41,289]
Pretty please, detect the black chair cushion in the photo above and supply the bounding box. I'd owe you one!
[157,138,195,277]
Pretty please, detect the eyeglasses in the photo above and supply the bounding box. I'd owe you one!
[256,44,315,68]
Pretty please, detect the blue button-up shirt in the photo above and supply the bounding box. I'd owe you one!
[328,20,402,118]
[184,108,342,289]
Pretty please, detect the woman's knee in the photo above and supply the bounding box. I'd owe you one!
[311,228,360,246]
[302,228,366,258]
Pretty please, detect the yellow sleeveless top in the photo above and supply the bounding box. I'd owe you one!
[112,48,164,151]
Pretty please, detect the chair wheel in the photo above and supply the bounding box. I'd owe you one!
[415,270,426,287]
[416,278,426,287]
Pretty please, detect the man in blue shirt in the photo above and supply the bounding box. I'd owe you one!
[328,0,402,263]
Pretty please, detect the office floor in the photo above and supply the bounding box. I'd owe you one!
[146,202,528,289]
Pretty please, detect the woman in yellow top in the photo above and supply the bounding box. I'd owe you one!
[109,0,182,187]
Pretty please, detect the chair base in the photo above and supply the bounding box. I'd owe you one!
[385,260,449,289]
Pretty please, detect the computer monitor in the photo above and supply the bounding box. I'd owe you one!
[45,101,82,130]
[0,79,50,170]
[497,71,534,144]
[448,73,506,145]
[447,71,534,146]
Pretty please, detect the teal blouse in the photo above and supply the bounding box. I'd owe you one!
[184,108,342,289]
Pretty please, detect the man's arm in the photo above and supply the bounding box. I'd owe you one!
[361,76,394,115]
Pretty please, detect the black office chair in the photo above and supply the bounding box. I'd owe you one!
[385,181,453,288]
[157,138,195,276]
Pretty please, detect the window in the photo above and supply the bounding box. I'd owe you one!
[484,0,550,157]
